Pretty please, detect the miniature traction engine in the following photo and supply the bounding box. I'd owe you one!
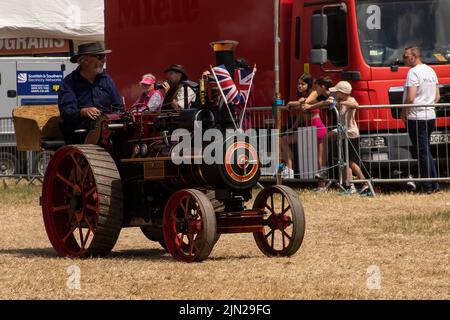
[13,41,306,262]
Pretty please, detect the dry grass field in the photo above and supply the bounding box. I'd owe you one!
[0,181,448,300]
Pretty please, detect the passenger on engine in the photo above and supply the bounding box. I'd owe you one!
[161,64,196,111]
[132,74,164,113]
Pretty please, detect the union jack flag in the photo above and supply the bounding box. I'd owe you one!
[236,67,254,104]
[209,65,241,106]
[207,74,220,104]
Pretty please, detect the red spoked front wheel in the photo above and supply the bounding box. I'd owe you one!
[253,185,305,257]
[163,189,217,262]
[41,145,123,257]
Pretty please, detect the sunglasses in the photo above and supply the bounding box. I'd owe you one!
[89,54,106,60]
[403,54,413,59]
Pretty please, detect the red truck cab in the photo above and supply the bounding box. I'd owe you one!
[294,0,450,175]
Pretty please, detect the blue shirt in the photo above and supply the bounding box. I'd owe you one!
[58,68,123,131]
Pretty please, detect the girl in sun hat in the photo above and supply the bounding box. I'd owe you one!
[133,73,164,112]
[329,81,370,195]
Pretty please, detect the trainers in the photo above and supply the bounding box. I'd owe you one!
[406,175,416,191]
[433,183,440,193]
[313,187,325,193]
[339,186,352,195]
[348,184,358,194]
[425,187,440,195]
[281,167,294,179]
[315,170,328,180]
[359,184,371,196]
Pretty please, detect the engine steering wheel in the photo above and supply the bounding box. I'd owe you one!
[129,103,150,114]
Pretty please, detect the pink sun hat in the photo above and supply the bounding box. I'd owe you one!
[140,76,156,86]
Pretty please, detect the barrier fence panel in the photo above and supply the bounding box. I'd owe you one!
[0,117,51,182]
[247,106,341,184]
[297,126,318,180]
[344,103,450,190]
[248,103,450,191]
[5,104,448,190]
[3,107,341,186]
[0,117,26,179]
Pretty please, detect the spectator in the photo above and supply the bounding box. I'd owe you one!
[401,46,440,194]
[281,73,314,179]
[301,77,334,183]
[330,81,369,195]
[58,42,123,143]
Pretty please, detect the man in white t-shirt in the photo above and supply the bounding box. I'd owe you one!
[401,46,441,194]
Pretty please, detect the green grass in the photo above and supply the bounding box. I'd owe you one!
[0,183,41,205]
[375,211,450,236]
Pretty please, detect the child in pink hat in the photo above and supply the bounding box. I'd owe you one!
[134,74,163,112]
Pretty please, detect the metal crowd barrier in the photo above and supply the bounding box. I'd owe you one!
[344,103,450,189]
[247,103,450,192]
[246,106,341,184]
[0,117,52,184]
[3,102,449,192]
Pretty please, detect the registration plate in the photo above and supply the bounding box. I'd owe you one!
[430,132,450,145]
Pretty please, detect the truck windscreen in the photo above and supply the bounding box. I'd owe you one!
[356,0,450,66]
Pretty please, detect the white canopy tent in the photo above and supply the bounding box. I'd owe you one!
[0,0,104,41]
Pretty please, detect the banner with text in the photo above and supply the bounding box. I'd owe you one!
[17,71,64,96]
[0,38,70,56]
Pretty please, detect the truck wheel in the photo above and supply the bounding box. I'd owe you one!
[163,189,217,262]
[34,151,54,176]
[41,145,123,257]
[253,185,305,257]
[0,152,17,176]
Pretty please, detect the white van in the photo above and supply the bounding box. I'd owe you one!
[0,57,77,177]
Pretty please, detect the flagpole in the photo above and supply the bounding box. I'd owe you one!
[210,65,239,130]
[238,65,257,130]
[274,0,283,185]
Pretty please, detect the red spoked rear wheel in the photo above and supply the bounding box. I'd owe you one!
[41,145,123,257]
[253,185,305,257]
[163,189,216,262]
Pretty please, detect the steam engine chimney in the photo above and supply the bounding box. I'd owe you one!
[210,40,239,80]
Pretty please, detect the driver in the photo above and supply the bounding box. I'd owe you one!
[58,42,124,143]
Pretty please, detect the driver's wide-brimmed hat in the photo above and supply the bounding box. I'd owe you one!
[70,42,112,63]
